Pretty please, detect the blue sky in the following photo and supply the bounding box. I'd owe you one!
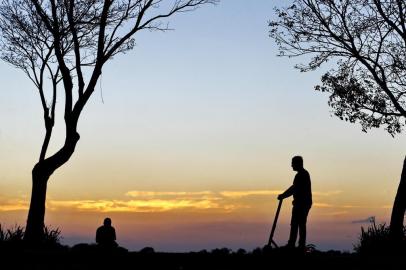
[0,0,405,251]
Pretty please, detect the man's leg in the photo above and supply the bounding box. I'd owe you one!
[288,206,299,247]
[298,207,310,249]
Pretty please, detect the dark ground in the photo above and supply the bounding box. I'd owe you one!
[3,246,406,270]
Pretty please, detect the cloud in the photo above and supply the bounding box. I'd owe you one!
[381,205,392,209]
[313,191,342,197]
[0,189,347,214]
[47,198,233,213]
[219,190,282,198]
[126,190,284,200]
[342,205,363,209]
[313,203,334,208]
[125,191,213,198]
[0,198,28,211]
[318,211,349,216]
[351,216,375,224]
[313,203,366,210]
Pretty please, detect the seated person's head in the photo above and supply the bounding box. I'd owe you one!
[104,217,112,227]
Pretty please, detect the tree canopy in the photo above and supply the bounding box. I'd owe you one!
[270,0,406,135]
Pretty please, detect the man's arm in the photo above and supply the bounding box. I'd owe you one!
[278,185,295,200]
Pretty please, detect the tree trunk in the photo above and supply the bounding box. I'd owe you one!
[389,157,406,244]
[24,129,80,243]
[24,165,50,243]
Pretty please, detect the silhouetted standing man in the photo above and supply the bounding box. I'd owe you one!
[278,156,312,250]
[96,217,118,248]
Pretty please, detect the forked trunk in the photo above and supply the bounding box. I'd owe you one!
[24,129,80,243]
[389,157,406,245]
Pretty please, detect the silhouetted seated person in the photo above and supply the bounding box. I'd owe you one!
[278,156,312,251]
[96,218,118,248]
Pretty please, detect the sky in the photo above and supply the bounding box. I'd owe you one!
[0,0,405,252]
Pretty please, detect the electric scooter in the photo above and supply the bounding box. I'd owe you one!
[267,198,283,248]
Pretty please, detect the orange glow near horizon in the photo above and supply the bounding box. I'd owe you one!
[0,0,404,252]
[0,188,393,251]
[0,189,392,219]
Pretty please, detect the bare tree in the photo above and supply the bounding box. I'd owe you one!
[0,0,216,243]
[270,0,406,243]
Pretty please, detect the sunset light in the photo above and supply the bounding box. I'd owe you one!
[0,1,405,263]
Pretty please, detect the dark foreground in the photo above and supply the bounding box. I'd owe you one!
[3,246,406,270]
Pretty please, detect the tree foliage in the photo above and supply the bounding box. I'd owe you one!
[270,0,406,135]
[0,0,216,163]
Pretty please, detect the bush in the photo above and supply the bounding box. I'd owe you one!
[139,247,155,254]
[0,224,25,242]
[0,224,63,250]
[43,226,62,247]
[235,248,247,255]
[354,220,406,255]
[211,247,231,255]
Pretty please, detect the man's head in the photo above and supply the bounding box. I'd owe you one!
[104,217,112,227]
[291,156,304,171]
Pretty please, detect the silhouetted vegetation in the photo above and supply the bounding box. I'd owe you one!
[2,243,406,270]
[0,224,63,250]
[139,246,155,254]
[354,220,406,256]
[0,224,24,243]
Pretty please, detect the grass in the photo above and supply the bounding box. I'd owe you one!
[0,224,24,242]
[0,223,63,250]
[354,220,406,255]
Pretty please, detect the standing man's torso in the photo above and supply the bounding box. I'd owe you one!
[293,169,312,208]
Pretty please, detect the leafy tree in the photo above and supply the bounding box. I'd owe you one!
[270,0,406,243]
[0,0,216,243]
